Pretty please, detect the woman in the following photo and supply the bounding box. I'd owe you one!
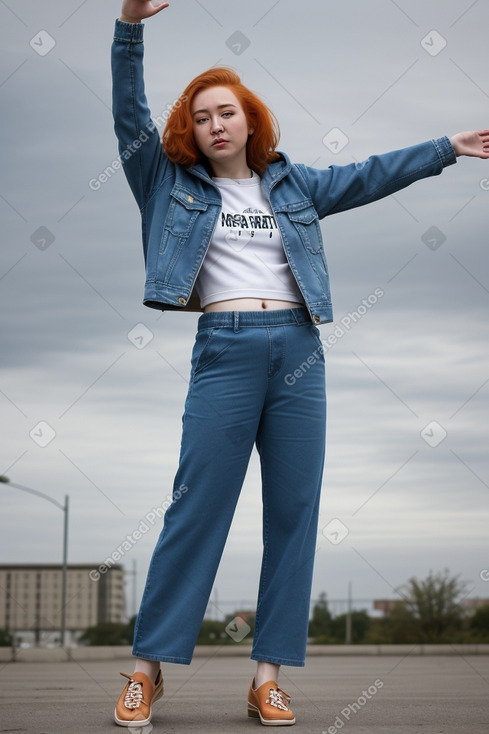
[112,0,489,727]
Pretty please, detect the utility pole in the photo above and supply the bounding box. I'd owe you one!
[345,581,352,644]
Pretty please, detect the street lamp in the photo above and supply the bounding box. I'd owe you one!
[0,475,69,647]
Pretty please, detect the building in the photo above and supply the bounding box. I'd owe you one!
[373,599,404,615]
[0,564,126,647]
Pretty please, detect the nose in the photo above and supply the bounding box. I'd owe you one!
[211,117,224,134]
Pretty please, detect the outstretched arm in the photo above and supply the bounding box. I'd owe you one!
[450,129,489,158]
[119,0,169,23]
[302,137,456,219]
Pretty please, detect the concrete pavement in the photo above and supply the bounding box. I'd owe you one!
[1,652,488,733]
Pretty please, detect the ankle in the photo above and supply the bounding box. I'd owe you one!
[134,658,161,682]
[254,662,280,689]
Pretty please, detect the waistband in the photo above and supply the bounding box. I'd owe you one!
[197,307,312,330]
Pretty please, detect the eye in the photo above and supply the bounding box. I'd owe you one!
[195,116,208,124]
[222,111,233,118]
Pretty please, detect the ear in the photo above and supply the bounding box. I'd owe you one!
[248,127,254,136]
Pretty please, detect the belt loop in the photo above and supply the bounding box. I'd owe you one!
[233,311,240,333]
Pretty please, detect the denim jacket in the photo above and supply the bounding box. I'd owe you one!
[111,19,456,324]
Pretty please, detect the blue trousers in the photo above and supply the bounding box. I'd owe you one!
[132,308,326,666]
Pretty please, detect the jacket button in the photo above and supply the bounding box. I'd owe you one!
[178,297,186,305]
[313,315,320,324]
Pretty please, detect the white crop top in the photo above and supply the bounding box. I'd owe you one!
[194,171,304,308]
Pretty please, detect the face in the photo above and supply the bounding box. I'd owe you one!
[191,86,254,174]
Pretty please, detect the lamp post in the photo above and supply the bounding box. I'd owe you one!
[0,475,69,647]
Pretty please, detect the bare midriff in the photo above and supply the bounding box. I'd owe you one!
[203,298,304,313]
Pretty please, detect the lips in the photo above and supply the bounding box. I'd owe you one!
[212,138,228,146]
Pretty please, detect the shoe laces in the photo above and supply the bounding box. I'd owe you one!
[266,687,290,711]
[122,677,147,710]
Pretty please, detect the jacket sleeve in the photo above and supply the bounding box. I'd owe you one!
[111,19,169,209]
[299,137,457,219]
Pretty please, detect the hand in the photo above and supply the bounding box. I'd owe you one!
[450,129,489,158]
[120,0,169,23]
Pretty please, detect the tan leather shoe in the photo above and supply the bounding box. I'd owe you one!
[114,669,163,727]
[247,678,296,726]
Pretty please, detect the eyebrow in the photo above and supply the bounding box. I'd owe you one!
[192,103,238,116]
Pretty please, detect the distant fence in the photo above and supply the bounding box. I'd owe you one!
[203,596,489,622]
[203,598,380,621]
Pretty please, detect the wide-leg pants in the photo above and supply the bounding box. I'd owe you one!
[132,307,326,666]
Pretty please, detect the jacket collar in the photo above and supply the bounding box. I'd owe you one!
[187,150,291,193]
[261,151,291,190]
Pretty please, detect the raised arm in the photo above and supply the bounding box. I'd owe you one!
[112,2,171,209]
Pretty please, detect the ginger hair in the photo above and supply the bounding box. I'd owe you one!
[162,67,281,176]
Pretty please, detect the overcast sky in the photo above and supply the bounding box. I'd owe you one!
[1,0,489,624]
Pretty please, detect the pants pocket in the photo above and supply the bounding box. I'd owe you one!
[192,328,235,377]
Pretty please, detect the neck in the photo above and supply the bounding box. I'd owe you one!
[209,160,252,179]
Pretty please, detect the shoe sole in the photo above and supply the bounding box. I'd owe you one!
[248,703,296,726]
[114,681,163,727]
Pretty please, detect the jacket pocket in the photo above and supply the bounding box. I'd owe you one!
[159,187,208,255]
[286,203,322,254]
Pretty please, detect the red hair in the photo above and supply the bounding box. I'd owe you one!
[162,67,281,176]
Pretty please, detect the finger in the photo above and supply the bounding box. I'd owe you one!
[151,1,169,12]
